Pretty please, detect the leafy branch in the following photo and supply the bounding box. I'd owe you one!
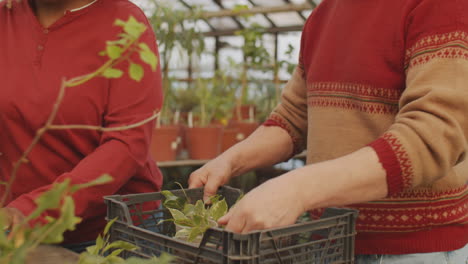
[0,16,164,264]
[0,16,157,207]
[78,218,173,264]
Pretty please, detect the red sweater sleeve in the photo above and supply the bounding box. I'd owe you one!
[369,0,468,195]
[7,15,163,222]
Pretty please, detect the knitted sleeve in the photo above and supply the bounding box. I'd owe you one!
[262,15,313,155]
[369,0,468,195]
[263,66,308,155]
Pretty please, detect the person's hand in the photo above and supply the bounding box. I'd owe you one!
[218,174,306,233]
[188,156,235,202]
[0,207,25,230]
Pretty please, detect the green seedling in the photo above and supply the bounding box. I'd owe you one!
[160,190,228,243]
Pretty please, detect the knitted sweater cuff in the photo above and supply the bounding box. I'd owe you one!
[263,117,303,156]
[368,137,404,195]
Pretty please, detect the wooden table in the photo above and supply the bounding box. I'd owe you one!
[26,245,79,264]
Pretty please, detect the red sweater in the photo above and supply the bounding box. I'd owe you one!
[0,0,163,243]
[265,0,467,255]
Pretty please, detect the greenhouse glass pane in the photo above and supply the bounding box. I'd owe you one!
[218,36,244,76]
[221,0,252,9]
[267,12,304,27]
[250,0,284,6]
[239,14,271,27]
[302,10,312,18]
[209,17,239,30]
[277,32,301,79]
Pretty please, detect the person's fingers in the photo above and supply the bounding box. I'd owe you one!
[203,177,223,202]
[12,210,24,226]
[224,208,246,234]
[1,208,24,229]
[188,168,207,189]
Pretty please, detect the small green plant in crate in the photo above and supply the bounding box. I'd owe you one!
[160,189,229,243]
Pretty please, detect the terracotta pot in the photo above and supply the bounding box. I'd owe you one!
[150,125,181,162]
[221,128,244,152]
[228,121,259,139]
[185,126,223,160]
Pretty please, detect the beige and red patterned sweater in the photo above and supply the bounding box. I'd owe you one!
[264,0,468,255]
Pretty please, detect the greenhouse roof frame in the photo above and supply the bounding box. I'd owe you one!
[158,0,319,37]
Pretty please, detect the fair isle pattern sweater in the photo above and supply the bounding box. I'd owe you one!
[264,0,468,255]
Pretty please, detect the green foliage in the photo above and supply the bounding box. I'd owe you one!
[192,71,237,127]
[0,175,112,264]
[98,16,159,84]
[0,15,164,264]
[161,191,228,243]
[138,43,158,71]
[78,219,174,264]
[235,23,271,68]
[149,2,205,125]
[129,63,144,82]
[278,44,297,75]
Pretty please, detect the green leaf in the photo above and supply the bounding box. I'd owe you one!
[28,180,70,220]
[8,244,29,264]
[85,245,98,254]
[129,63,144,82]
[194,200,205,216]
[138,44,158,71]
[106,45,122,60]
[114,19,126,27]
[41,196,82,244]
[183,203,195,216]
[123,16,147,39]
[71,174,113,193]
[138,43,151,52]
[104,217,118,236]
[209,198,228,221]
[94,234,104,254]
[161,190,185,211]
[174,228,190,239]
[103,240,138,253]
[192,214,204,226]
[108,248,125,257]
[168,208,194,227]
[102,68,124,79]
[209,195,221,204]
[187,226,205,242]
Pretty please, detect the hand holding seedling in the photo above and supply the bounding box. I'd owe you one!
[218,174,305,234]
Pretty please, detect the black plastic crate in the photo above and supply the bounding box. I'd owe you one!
[105,186,358,264]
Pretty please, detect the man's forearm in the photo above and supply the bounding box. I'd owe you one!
[284,147,388,210]
[221,125,295,178]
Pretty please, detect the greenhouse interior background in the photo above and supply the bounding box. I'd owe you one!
[125,0,321,190]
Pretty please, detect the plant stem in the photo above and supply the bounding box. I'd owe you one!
[0,34,140,207]
[48,111,159,132]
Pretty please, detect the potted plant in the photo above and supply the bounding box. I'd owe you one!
[184,77,226,160]
[148,3,204,161]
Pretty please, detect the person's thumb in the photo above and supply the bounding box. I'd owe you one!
[218,210,232,226]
